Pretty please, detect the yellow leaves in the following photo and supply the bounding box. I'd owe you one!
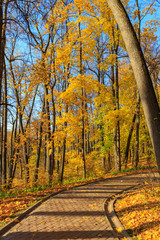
[49,149,52,156]
[115,185,160,240]
[88,203,99,210]
[56,45,72,66]
[104,108,128,129]
[116,227,122,233]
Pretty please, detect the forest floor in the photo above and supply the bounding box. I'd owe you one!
[0,167,159,240]
[115,180,160,240]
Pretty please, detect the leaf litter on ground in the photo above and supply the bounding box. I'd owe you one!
[115,183,160,240]
[0,169,158,230]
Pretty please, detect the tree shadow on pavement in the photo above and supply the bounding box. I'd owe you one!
[0,230,118,239]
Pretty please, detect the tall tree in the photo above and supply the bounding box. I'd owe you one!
[106,0,160,172]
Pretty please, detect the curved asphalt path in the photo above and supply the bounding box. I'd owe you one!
[0,172,158,240]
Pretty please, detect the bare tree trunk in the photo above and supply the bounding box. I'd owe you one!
[79,15,86,179]
[0,106,2,185]
[44,84,52,183]
[0,0,8,185]
[9,60,29,182]
[106,0,160,172]
[34,99,45,184]
[134,0,141,170]
[1,60,7,185]
[51,88,56,175]
[135,94,140,169]
[0,0,3,104]
[8,112,18,187]
[115,46,121,171]
[0,0,8,106]
[59,137,66,183]
[8,120,15,185]
[124,113,136,168]
[111,42,121,171]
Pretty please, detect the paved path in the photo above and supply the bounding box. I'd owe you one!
[0,172,158,240]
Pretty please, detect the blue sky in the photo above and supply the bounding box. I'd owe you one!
[129,0,160,39]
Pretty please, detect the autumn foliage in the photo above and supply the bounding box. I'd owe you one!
[0,0,159,191]
[115,183,160,240]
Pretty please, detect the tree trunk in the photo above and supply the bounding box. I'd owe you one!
[0,0,3,104]
[9,60,29,183]
[106,0,160,172]
[124,113,136,168]
[34,99,45,184]
[135,94,140,169]
[59,137,66,183]
[8,114,19,187]
[51,89,56,175]
[1,61,7,185]
[134,0,141,170]
[44,84,52,183]
[111,42,121,172]
[115,46,121,171]
[79,16,86,179]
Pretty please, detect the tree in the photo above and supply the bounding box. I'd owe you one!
[106,0,160,172]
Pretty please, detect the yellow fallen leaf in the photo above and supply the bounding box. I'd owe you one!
[117,227,122,233]
[98,233,102,237]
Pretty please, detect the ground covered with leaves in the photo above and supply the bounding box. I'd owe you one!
[0,168,159,236]
[115,183,160,240]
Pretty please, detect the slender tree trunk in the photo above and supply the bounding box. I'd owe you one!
[0,0,8,185]
[111,42,121,171]
[0,0,7,105]
[1,61,7,185]
[106,0,160,172]
[0,0,3,104]
[115,46,121,171]
[124,113,136,168]
[79,15,86,179]
[135,94,140,169]
[134,0,141,170]
[8,120,15,185]
[44,84,52,183]
[9,60,29,183]
[97,37,106,171]
[8,113,18,187]
[34,99,45,184]
[59,135,66,183]
[0,107,2,185]
[51,88,56,174]
[100,124,106,171]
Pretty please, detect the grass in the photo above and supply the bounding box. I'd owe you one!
[111,165,157,175]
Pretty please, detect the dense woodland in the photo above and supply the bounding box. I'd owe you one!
[0,0,160,187]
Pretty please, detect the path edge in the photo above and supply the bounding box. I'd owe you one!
[0,171,155,236]
[0,172,134,236]
[0,189,66,236]
[104,184,142,239]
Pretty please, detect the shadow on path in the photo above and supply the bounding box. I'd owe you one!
[0,230,118,239]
